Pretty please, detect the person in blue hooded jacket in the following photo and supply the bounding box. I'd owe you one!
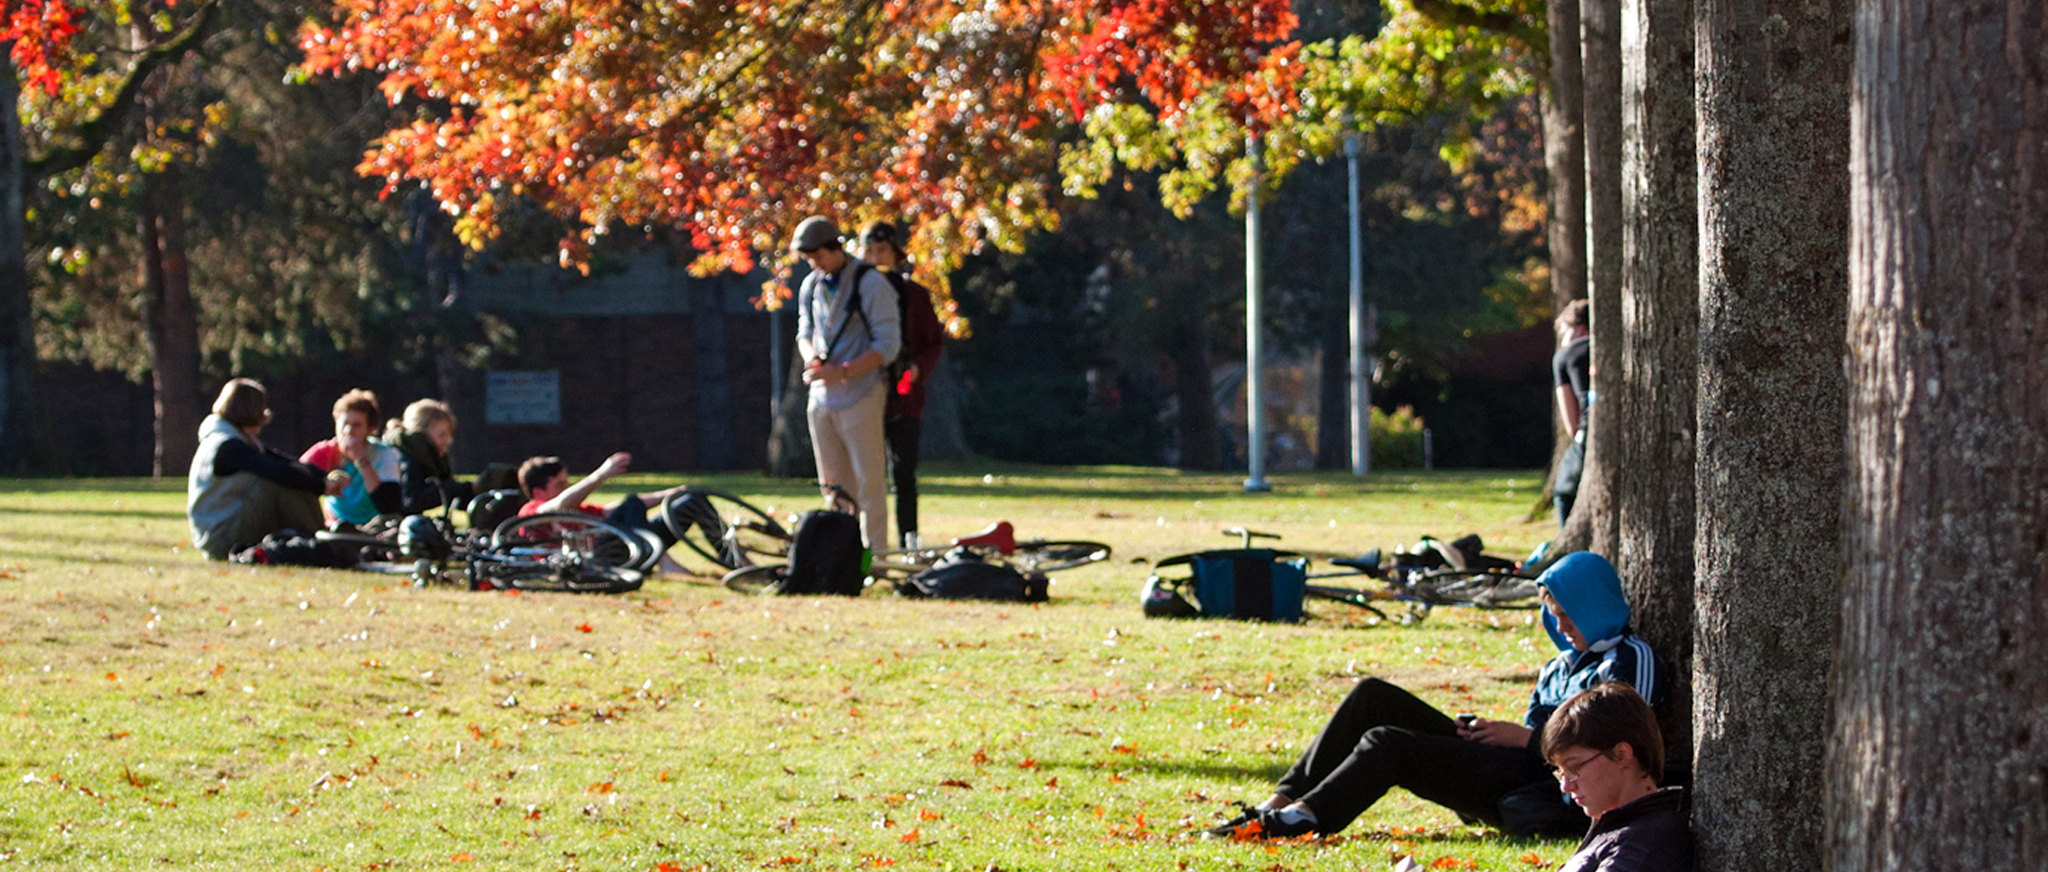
[1203,552,1670,840]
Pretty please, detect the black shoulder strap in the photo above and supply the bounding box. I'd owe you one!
[820,264,876,362]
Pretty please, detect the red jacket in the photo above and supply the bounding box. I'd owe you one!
[886,272,945,418]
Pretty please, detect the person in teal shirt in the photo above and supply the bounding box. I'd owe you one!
[299,389,405,527]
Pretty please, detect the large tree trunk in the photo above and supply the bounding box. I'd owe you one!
[1540,0,1589,515]
[1169,320,1222,471]
[1693,0,1852,868]
[1557,0,1624,556]
[1542,0,1587,316]
[1613,0,1696,760]
[1829,4,2048,869]
[765,356,815,479]
[0,49,38,474]
[139,176,202,479]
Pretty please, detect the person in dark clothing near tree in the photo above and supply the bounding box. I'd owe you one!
[1202,551,1669,840]
[1540,683,1692,872]
[186,379,341,560]
[1551,299,1592,527]
[855,220,945,549]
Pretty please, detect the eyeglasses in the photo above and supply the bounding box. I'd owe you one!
[1551,749,1610,784]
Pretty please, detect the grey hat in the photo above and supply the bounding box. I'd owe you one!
[789,216,842,252]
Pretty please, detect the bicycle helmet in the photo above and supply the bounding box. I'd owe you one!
[398,515,453,561]
[1140,573,1202,618]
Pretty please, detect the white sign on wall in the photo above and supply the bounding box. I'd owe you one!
[485,370,561,425]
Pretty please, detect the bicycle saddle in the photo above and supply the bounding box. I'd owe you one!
[1330,548,1384,576]
[952,520,1017,554]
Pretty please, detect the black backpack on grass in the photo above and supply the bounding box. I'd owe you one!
[899,548,1048,603]
[781,509,865,595]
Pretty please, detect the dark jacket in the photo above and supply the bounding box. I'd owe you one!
[392,430,473,515]
[1559,787,1693,872]
[882,270,945,418]
[1526,553,1671,751]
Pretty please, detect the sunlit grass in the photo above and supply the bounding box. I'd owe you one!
[0,463,1577,870]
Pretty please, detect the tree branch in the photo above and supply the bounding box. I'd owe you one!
[23,0,221,181]
[1409,0,1546,54]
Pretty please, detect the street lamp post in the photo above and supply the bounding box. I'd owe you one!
[1244,133,1271,494]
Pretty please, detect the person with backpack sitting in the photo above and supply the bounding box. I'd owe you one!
[1202,552,1670,840]
[516,453,689,575]
[791,215,901,551]
[854,219,945,550]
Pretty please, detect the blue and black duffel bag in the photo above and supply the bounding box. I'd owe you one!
[1140,548,1307,621]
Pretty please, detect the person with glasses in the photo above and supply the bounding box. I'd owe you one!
[790,215,901,551]
[1203,551,1669,840]
[1539,682,1691,872]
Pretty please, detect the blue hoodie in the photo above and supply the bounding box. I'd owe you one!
[1522,552,1667,749]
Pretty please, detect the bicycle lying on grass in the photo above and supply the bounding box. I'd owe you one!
[313,489,651,594]
[718,515,1113,596]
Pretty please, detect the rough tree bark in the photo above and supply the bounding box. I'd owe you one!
[1828,3,2048,869]
[1692,0,1852,867]
[1539,0,1589,513]
[1557,0,1623,556]
[0,49,37,474]
[1613,0,1696,758]
[1544,0,1588,315]
[138,174,202,479]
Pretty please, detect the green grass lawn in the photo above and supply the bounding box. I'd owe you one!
[0,462,1579,870]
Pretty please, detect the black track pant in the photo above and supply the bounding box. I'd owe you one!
[1276,678,1559,832]
[885,413,922,544]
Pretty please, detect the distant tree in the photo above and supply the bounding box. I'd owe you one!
[1828,3,2047,869]
[300,0,1301,294]
[3,0,215,473]
[1692,1,1851,868]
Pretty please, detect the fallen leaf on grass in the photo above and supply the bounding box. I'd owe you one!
[937,779,972,789]
[898,827,921,844]
[1519,852,1549,867]
[1016,758,1039,769]
[576,623,594,633]
[918,808,940,821]
[450,853,474,862]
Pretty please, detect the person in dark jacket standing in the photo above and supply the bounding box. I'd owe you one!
[1203,552,1669,839]
[1542,683,1692,872]
[855,220,944,549]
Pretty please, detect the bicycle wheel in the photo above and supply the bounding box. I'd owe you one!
[1011,540,1112,573]
[479,561,645,594]
[491,513,653,573]
[662,488,791,570]
[720,564,786,596]
[1306,584,1432,622]
[1409,571,1542,609]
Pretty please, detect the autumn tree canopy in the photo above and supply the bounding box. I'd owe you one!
[299,0,1302,297]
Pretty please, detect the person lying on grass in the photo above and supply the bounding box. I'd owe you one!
[187,379,343,560]
[1205,551,1669,840]
[516,453,689,575]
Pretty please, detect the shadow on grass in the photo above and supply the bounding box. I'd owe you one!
[0,505,186,521]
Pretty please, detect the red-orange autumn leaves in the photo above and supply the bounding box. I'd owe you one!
[296,0,1300,276]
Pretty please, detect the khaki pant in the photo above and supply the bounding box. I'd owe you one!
[807,388,888,549]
